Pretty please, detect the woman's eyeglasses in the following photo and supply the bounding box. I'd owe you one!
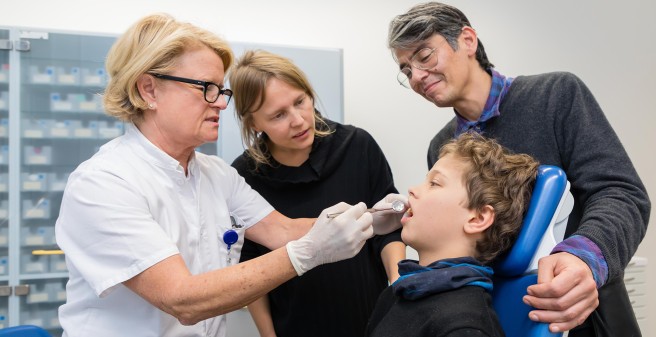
[151,73,233,104]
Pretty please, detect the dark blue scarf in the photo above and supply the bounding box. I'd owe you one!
[392,257,493,300]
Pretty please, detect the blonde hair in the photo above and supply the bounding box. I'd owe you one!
[103,13,234,123]
[228,49,331,166]
[439,132,539,264]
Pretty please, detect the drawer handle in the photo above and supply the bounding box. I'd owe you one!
[14,284,29,296]
[624,277,635,282]
[627,289,636,294]
[0,286,11,297]
[32,249,64,255]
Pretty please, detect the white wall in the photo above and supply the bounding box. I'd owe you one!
[2,0,654,334]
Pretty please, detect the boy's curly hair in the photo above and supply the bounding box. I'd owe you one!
[439,132,539,264]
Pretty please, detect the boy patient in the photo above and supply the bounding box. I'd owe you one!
[366,132,539,337]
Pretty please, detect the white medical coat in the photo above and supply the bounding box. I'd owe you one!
[55,123,274,337]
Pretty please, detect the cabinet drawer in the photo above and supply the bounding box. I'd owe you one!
[633,306,646,320]
[628,294,646,308]
[623,272,645,284]
[625,282,646,296]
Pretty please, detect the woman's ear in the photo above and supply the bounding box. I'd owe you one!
[251,123,261,133]
[136,73,157,106]
[464,205,494,234]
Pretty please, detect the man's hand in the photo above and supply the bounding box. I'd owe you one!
[523,252,599,333]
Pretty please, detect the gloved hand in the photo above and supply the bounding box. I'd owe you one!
[371,193,408,235]
[286,202,373,276]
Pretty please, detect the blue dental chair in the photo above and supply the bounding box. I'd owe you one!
[0,325,51,337]
[492,165,574,337]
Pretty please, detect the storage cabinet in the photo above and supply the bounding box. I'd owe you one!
[0,27,10,331]
[625,256,647,332]
[0,26,125,337]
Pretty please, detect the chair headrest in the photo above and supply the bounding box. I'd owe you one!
[494,165,568,277]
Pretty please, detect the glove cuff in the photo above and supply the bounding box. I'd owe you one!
[286,240,314,276]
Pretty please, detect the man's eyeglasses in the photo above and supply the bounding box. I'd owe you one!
[397,40,449,88]
[397,47,438,88]
[151,73,233,104]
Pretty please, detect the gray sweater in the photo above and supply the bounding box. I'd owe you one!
[429,71,650,282]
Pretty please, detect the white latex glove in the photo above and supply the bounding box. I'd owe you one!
[286,202,373,276]
[371,193,408,235]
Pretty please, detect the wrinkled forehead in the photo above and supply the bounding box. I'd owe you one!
[392,34,445,67]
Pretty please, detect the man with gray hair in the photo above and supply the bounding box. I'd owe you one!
[386,2,650,336]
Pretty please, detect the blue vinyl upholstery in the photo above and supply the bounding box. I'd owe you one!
[0,325,51,337]
[492,165,573,337]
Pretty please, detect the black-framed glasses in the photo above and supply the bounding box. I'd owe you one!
[151,73,233,104]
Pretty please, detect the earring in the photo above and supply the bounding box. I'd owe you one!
[148,102,154,109]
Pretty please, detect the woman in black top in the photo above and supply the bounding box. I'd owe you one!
[229,49,406,337]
